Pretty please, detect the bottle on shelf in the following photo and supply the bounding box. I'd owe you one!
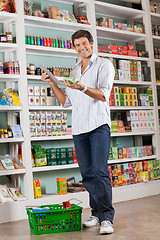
[7,122,13,138]
[0,129,4,139]
[4,130,8,138]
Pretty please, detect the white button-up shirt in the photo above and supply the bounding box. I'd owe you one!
[64,53,115,135]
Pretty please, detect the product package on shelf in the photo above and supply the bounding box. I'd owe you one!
[32,145,47,167]
[0,88,21,106]
[0,185,13,203]
[29,111,67,137]
[8,188,26,201]
[33,179,42,199]
[110,159,160,187]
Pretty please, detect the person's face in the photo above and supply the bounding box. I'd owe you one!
[74,37,93,59]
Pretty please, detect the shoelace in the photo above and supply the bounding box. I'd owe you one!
[89,216,98,222]
[101,221,112,227]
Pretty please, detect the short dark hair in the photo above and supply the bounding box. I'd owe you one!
[72,30,94,47]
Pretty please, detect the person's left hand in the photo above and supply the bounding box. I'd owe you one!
[64,80,85,91]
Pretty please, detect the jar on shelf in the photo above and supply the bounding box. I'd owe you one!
[6,32,13,43]
[0,33,7,42]
[29,63,35,75]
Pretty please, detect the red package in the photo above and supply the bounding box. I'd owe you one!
[121,46,128,55]
[128,45,134,50]
[128,50,138,56]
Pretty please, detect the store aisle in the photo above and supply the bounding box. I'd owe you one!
[0,194,160,240]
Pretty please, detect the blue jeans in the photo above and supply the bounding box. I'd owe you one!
[73,124,115,224]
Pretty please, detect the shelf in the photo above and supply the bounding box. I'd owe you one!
[152,36,160,47]
[150,12,160,24]
[0,74,20,80]
[0,106,22,112]
[0,169,26,176]
[31,132,155,140]
[113,80,152,86]
[29,106,72,111]
[156,82,160,86]
[45,0,89,5]
[95,1,145,20]
[111,131,155,137]
[0,43,18,51]
[0,12,17,21]
[27,75,65,84]
[0,138,24,143]
[96,26,147,42]
[110,106,154,110]
[154,59,160,63]
[98,52,149,61]
[26,45,77,58]
[158,106,160,110]
[24,15,91,32]
[108,155,157,165]
[32,163,79,173]
[31,135,73,141]
[113,180,160,203]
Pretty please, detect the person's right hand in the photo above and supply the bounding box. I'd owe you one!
[41,70,52,83]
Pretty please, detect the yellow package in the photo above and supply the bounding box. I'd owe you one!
[33,179,42,199]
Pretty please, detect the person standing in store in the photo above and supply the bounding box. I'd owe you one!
[41,30,115,235]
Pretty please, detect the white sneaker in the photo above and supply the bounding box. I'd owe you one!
[82,216,99,227]
[100,220,114,234]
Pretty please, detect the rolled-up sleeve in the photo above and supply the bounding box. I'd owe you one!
[64,88,72,108]
[97,59,115,102]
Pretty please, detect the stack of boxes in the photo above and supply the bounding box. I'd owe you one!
[110,87,153,107]
[28,86,63,106]
[137,88,153,107]
[46,147,74,166]
[110,86,138,107]
[29,111,67,137]
[109,159,160,187]
[130,110,155,132]
[109,145,152,161]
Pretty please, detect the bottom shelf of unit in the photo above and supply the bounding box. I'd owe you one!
[0,181,160,223]
[112,180,160,203]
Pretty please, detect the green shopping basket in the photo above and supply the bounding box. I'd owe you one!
[26,202,83,235]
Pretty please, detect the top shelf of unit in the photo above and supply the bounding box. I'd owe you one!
[150,12,160,24]
[0,12,17,22]
[24,15,91,32]
[49,0,89,4]
[96,26,147,42]
[94,1,145,20]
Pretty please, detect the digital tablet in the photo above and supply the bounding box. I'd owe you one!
[40,65,78,84]
[39,65,63,84]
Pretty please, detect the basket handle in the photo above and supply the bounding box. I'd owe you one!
[58,198,82,206]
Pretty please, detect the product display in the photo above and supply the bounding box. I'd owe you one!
[1,0,160,227]
[109,145,152,160]
[154,48,160,59]
[0,154,25,170]
[97,17,144,33]
[25,35,73,49]
[110,86,153,107]
[29,111,67,137]
[0,60,20,74]
[27,64,73,77]
[32,145,75,167]
[109,159,160,187]
[0,88,21,106]
[0,0,16,13]
[98,44,148,58]
[111,109,154,133]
